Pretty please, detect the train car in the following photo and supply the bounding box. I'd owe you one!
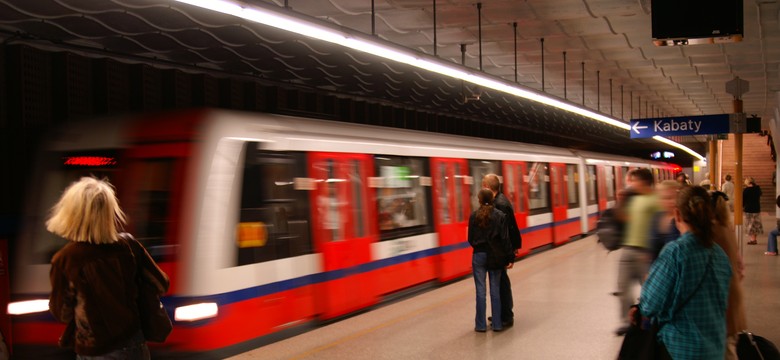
[7,109,675,359]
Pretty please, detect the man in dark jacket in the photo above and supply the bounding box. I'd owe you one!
[482,174,522,327]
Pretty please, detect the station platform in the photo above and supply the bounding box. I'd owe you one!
[228,213,780,360]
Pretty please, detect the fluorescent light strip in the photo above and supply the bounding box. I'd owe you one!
[175,0,701,160]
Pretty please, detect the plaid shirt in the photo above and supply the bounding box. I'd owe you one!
[639,232,732,360]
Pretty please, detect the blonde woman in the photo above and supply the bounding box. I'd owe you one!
[47,177,168,359]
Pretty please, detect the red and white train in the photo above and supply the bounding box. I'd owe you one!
[7,109,677,358]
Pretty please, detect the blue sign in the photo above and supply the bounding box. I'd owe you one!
[630,114,731,139]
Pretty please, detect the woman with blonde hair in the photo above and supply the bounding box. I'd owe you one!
[47,177,168,359]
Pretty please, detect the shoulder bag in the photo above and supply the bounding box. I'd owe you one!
[122,233,173,343]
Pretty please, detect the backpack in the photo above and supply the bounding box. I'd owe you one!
[597,207,624,251]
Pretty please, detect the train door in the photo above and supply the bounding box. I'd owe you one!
[596,165,607,212]
[585,165,599,231]
[309,152,378,319]
[502,161,529,257]
[549,163,570,245]
[431,158,471,282]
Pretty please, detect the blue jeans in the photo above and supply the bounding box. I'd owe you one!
[768,229,779,253]
[472,252,502,331]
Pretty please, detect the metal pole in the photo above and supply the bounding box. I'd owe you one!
[621,85,624,120]
[609,78,613,116]
[563,51,567,99]
[433,0,437,56]
[734,98,744,255]
[477,2,483,71]
[541,38,545,92]
[513,22,518,83]
[638,95,641,118]
[371,0,376,36]
[581,62,585,105]
[597,70,600,112]
[630,91,633,119]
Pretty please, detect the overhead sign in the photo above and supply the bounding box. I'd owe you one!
[630,114,732,139]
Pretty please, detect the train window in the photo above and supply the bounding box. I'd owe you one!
[528,162,550,212]
[605,166,616,201]
[586,165,597,205]
[504,163,526,213]
[551,166,561,207]
[236,144,312,266]
[566,164,579,207]
[469,160,500,211]
[621,167,629,188]
[349,159,366,238]
[375,156,431,240]
[436,163,450,224]
[454,162,465,222]
[127,159,175,261]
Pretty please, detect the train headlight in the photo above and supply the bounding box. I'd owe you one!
[174,302,218,321]
[7,299,49,315]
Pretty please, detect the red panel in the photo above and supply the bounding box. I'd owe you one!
[550,163,569,245]
[520,227,554,250]
[430,158,470,282]
[308,152,378,318]
[374,258,436,296]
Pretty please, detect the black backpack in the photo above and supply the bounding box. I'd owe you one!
[597,207,624,251]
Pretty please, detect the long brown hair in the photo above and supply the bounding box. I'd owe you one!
[476,189,494,228]
[676,186,714,247]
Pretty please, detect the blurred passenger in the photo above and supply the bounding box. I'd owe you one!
[638,186,732,360]
[743,177,763,245]
[482,174,521,328]
[47,177,168,359]
[649,180,681,261]
[467,189,513,332]
[699,172,712,189]
[615,168,658,336]
[765,195,780,256]
[710,190,747,359]
[675,172,691,186]
[721,174,735,211]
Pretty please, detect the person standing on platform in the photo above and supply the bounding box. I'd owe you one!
[482,174,521,328]
[467,189,513,332]
[47,177,168,359]
[765,195,780,256]
[743,177,763,245]
[711,191,747,359]
[676,172,691,186]
[615,168,659,336]
[637,186,732,360]
[721,174,735,211]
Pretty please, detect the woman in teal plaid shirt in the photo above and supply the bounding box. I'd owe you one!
[638,186,733,359]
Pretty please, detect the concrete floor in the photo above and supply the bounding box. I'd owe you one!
[229,213,780,360]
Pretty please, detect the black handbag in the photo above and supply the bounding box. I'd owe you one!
[123,234,173,342]
[737,332,780,360]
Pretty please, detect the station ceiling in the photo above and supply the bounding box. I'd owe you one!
[1,0,779,164]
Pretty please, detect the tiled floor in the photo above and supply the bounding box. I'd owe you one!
[229,213,780,360]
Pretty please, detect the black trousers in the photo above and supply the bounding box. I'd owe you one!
[500,268,514,322]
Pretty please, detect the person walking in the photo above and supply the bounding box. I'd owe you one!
[615,168,659,336]
[468,189,513,332]
[711,191,747,359]
[637,186,733,360]
[649,180,681,261]
[743,177,763,245]
[47,177,169,359]
[721,174,735,211]
[482,174,521,328]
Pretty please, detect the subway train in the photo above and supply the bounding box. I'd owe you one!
[7,109,677,358]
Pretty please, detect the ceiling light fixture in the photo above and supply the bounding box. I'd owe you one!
[175,0,704,161]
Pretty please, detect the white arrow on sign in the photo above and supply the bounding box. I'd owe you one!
[632,121,648,134]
